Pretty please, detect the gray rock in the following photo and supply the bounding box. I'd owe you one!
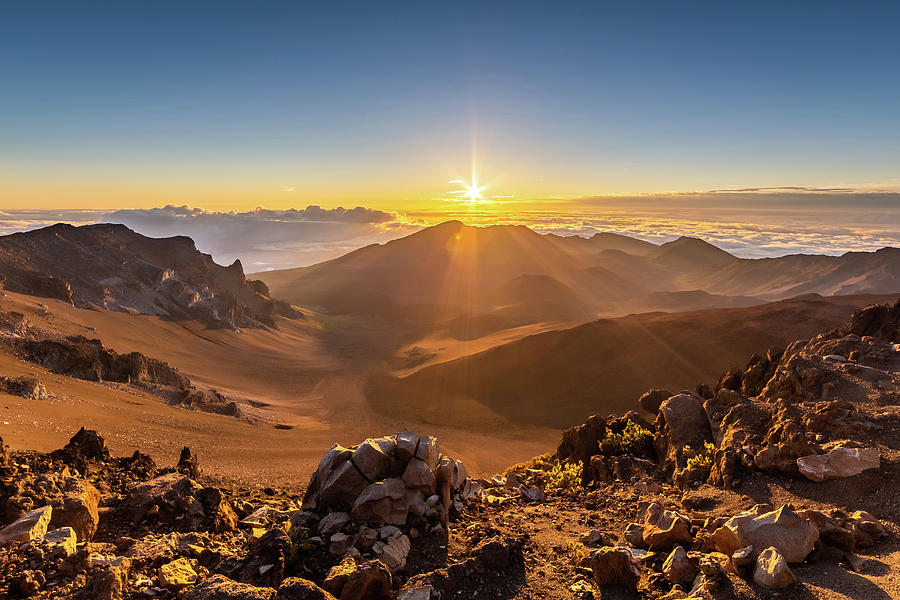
[402,459,436,494]
[351,478,408,525]
[317,512,350,536]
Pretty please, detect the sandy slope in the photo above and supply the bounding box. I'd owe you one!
[0,291,559,484]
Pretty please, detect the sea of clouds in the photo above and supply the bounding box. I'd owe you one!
[2,191,899,271]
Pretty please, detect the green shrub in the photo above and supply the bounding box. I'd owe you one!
[684,441,717,471]
[547,461,583,491]
[600,420,655,457]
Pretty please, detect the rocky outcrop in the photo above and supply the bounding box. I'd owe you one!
[0,375,48,400]
[6,333,242,418]
[638,389,671,414]
[124,472,238,533]
[0,223,304,329]
[845,299,900,341]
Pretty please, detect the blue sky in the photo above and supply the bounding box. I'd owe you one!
[2,1,899,209]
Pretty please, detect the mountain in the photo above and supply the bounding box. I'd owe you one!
[365,295,891,429]
[0,223,301,329]
[545,231,658,256]
[258,222,900,329]
[647,235,738,272]
[258,221,626,321]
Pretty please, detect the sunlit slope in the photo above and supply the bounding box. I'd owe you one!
[366,295,893,429]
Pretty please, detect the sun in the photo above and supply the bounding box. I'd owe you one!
[450,170,486,204]
[462,177,484,203]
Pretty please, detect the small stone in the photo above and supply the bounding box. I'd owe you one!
[158,557,198,590]
[379,534,411,572]
[318,512,351,536]
[753,547,796,589]
[329,532,351,555]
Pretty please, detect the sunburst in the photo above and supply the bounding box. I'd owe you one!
[450,170,486,204]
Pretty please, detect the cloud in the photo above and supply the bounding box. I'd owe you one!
[103,205,414,270]
[0,209,105,236]
[1,192,899,272]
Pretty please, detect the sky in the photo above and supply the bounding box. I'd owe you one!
[3,0,900,211]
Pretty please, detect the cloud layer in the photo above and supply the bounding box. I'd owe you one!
[2,192,899,272]
[102,205,415,270]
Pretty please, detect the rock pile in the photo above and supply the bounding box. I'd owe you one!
[302,432,471,529]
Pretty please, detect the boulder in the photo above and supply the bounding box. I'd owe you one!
[662,545,699,584]
[397,587,433,600]
[587,547,641,589]
[127,473,236,532]
[0,505,52,547]
[158,557,198,590]
[42,526,77,557]
[752,547,795,589]
[276,578,338,600]
[711,505,817,563]
[797,447,880,482]
[319,461,370,513]
[330,532,352,555]
[639,389,672,414]
[185,574,276,600]
[51,478,100,541]
[237,528,292,587]
[452,459,468,490]
[642,503,692,549]
[556,415,606,466]
[731,545,755,574]
[351,478,408,525]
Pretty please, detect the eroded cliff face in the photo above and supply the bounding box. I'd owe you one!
[0,223,302,329]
